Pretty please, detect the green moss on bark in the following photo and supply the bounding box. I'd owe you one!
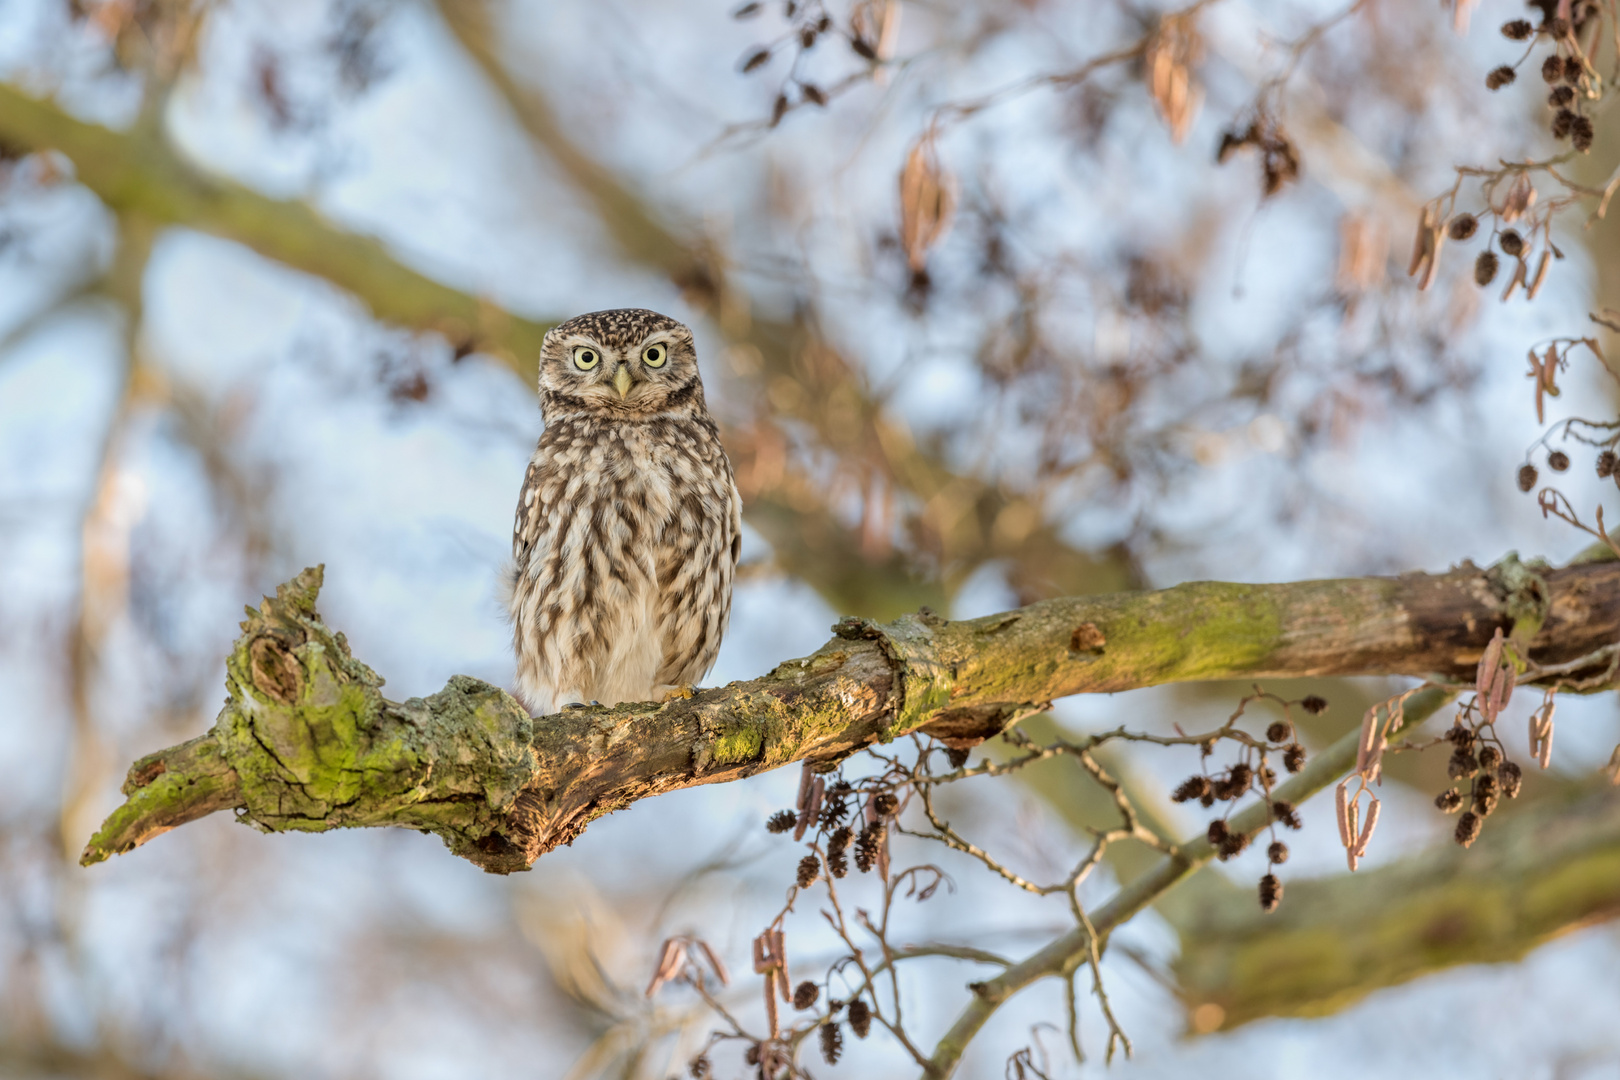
[206,568,542,870]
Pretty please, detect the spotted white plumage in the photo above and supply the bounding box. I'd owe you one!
[506,309,742,715]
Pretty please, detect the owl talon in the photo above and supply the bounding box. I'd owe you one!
[562,702,589,710]
[659,684,696,702]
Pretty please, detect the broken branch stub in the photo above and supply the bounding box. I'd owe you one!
[85,566,547,873]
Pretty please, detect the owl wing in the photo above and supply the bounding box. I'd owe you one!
[509,432,611,711]
[654,448,742,687]
[512,456,547,568]
[509,444,575,648]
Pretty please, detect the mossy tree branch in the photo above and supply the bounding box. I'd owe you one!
[77,550,1620,1076]
[82,552,1620,877]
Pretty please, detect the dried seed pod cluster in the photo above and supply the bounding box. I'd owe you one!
[819,1020,843,1064]
[1517,435,1606,494]
[735,760,925,1067]
[1516,335,1619,495]
[1517,334,1620,539]
[1408,3,1620,315]
[1413,166,1563,301]
[1271,799,1302,830]
[1258,872,1282,912]
[766,809,798,833]
[853,819,886,873]
[1432,723,1521,849]
[819,780,852,828]
[826,825,852,878]
[847,998,872,1038]
[1172,758,1256,813]
[1429,629,1552,848]
[1495,5,1600,151]
[767,765,901,886]
[793,980,820,1010]
[1169,691,1315,911]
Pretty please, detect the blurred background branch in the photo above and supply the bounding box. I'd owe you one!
[0,81,556,364]
[1173,772,1620,1032]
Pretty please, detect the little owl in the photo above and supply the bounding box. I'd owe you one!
[506,309,742,714]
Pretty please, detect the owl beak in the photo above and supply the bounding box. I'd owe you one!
[613,364,633,399]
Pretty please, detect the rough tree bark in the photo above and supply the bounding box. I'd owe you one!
[82,551,1620,874]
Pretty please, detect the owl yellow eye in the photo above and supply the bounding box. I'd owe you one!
[642,343,668,368]
[572,346,600,370]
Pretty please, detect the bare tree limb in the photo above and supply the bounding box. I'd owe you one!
[431,0,717,298]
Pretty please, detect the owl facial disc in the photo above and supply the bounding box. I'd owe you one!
[536,308,706,421]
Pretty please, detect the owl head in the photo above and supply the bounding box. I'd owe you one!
[536,309,706,421]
